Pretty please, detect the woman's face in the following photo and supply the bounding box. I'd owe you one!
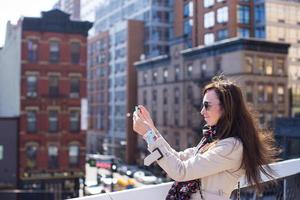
[200,89,223,126]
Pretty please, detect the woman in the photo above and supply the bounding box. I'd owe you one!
[133,76,278,200]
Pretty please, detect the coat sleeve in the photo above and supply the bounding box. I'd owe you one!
[148,137,243,182]
[149,135,196,161]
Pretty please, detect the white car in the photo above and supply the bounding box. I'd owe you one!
[85,183,105,195]
[133,170,157,184]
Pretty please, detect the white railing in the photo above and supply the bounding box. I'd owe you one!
[71,158,300,200]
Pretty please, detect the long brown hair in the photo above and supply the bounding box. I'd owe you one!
[203,76,279,192]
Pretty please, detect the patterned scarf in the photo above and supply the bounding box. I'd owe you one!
[165,125,217,200]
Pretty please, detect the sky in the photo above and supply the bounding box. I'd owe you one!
[0,0,55,47]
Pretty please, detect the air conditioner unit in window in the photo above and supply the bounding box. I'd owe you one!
[70,93,79,98]
[27,92,37,97]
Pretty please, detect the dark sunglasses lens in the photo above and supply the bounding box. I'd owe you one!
[203,102,209,110]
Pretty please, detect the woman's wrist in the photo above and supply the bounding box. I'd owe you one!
[143,129,158,145]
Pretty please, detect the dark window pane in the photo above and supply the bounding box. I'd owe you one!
[49,111,58,132]
[27,75,37,97]
[26,145,38,169]
[69,145,80,167]
[71,42,80,64]
[27,111,37,133]
[28,39,38,62]
[49,76,59,97]
[48,145,59,169]
[49,41,60,63]
[70,77,80,98]
[70,111,80,132]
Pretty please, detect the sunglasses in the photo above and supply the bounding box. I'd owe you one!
[202,101,219,111]
[202,101,211,111]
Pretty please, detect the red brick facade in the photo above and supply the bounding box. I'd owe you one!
[17,10,92,198]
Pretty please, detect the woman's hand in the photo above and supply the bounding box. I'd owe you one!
[138,105,155,129]
[133,108,150,136]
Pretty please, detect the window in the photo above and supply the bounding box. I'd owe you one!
[204,0,214,8]
[49,41,60,63]
[163,88,168,104]
[265,59,273,75]
[70,77,80,98]
[152,109,157,125]
[184,2,193,17]
[27,75,37,97]
[163,110,168,126]
[28,39,38,62]
[204,11,215,28]
[143,72,148,85]
[184,19,193,37]
[48,145,59,169]
[265,112,273,128]
[69,145,79,167]
[238,28,250,38]
[70,111,80,132]
[27,111,37,133]
[277,59,284,75]
[245,56,253,72]
[217,7,228,23]
[152,71,158,83]
[152,89,157,104]
[49,76,59,97]
[258,84,264,103]
[143,90,147,105]
[277,85,284,103]
[174,132,180,150]
[26,145,38,169]
[255,2,265,23]
[174,87,180,104]
[255,27,265,38]
[265,85,273,103]
[237,5,250,24]
[257,58,265,74]
[259,112,265,126]
[215,58,222,73]
[187,133,194,147]
[245,83,253,102]
[187,65,193,78]
[217,29,228,40]
[204,33,215,45]
[49,111,58,132]
[0,145,3,160]
[71,42,80,64]
[201,62,207,77]
[175,65,180,81]
[163,68,168,82]
[187,86,193,101]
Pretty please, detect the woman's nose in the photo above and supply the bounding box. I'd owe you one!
[200,107,205,115]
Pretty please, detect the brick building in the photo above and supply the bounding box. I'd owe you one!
[0,9,92,199]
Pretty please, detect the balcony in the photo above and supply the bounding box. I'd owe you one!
[71,158,300,200]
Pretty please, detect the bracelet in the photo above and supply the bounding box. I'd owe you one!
[143,129,157,145]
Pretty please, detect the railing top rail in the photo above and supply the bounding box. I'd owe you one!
[71,158,300,200]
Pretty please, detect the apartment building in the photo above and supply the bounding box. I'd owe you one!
[88,0,171,163]
[0,9,92,199]
[253,0,300,115]
[135,38,290,154]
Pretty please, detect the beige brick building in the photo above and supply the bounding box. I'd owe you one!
[135,38,290,153]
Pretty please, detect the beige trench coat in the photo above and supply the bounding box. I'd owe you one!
[147,136,244,200]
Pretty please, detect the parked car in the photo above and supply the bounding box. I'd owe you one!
[117,165,140,178]
[133,170,158,184]
[84,182,106,195]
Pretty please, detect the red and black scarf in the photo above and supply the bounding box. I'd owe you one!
[165,125,217,200]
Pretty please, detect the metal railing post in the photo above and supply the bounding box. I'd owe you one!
[283,178,286,200]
